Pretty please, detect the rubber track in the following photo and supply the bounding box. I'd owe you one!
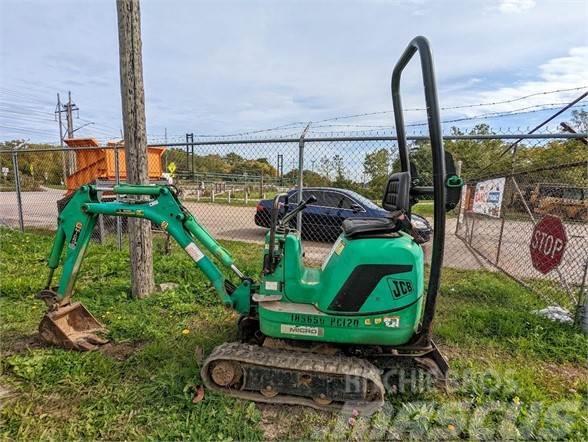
[201,342,385,414]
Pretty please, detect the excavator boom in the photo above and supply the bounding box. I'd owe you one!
[39,184,253,350]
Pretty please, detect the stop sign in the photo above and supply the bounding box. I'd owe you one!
[529,215,567,274]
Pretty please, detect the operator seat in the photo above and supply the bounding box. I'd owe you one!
[342,171,410,239]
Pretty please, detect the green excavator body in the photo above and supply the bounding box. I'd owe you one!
[258,230,424,346]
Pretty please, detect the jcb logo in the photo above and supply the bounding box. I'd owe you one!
[390,279,413,298]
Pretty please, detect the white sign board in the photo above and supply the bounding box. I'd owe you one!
[472,177,506,218]
[1,167,8,177]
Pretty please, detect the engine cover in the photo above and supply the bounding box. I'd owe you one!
[258,232,424,346]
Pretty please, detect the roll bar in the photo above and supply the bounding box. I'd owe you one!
[391,36,446,344]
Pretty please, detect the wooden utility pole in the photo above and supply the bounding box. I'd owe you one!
[116,0,154,298]
[55,93,67,184]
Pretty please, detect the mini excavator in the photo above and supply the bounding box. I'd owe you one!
[36,36,463,413]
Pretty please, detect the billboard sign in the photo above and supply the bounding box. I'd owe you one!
[472,177,506,218]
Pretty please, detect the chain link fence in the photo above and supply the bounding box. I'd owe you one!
[1,129,586,322]
[456,160,587,312]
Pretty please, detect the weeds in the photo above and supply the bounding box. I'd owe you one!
[0,228,586,440]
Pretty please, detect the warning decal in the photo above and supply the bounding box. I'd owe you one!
[185,242,204,262]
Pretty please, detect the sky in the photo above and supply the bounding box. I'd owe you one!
[0,0,587,145]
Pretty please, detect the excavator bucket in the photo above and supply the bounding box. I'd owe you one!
[38,302,109,351]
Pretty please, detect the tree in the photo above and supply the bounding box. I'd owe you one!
[0,141,66,190]
[332,154,346,182]
[318,156,334,181]
[362,148,391,198]
[571,109,588,133]
[363,148,390,181]
[283,169,330,187]
[194,154,232,174]
[443,125,510,180]
[225,152,243,165]
[117,0,154,298]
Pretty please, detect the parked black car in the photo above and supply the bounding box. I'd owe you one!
[255,187,432,242]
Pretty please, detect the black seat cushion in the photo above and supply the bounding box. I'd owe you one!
[342,217,399,239]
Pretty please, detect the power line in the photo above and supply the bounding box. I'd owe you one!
[78,117,121,132]
[0,103,55,119]
[0,114,55,125]
[0,87,55,105]
[0,124,59,137]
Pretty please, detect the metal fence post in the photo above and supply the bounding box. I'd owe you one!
[495,217,506,265]
[468,214,475,246]
[114,145,122,250]
[11,150,24,232]
[185,133,190,172]
[297,122,311,231]
[577,260,588,333]
[454,160,463,235]
[98,211,105,244]
[494,177,507,265]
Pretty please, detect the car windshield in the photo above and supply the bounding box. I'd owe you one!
[349,192,381,210]
[290,188,381,209]
[562,188,585,200]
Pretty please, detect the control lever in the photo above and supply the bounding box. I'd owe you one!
[280,195,317,228]
[394,210,428,245]
[264,194,317,275]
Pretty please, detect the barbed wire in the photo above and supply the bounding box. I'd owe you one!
[306,103,587,134]
[161,101,586,140]
[305,86,588,124]
[171,87,587,139]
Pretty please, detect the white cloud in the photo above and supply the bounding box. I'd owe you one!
[498,0,537,14]
[454,46,588,117]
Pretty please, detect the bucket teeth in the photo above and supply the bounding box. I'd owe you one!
[73,334,110,351]
[38,302,109,351]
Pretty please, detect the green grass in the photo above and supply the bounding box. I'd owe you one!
[180,188,280,207]
[412,200,459,219]
[183,195,262,207]
[1,228,587,440]
[412,200,435,218]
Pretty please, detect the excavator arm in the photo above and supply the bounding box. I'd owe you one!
[38,184,253,350]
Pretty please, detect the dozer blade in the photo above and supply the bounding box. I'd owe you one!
[38,302,109,351]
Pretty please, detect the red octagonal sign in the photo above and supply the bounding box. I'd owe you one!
[530,215,567,274]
